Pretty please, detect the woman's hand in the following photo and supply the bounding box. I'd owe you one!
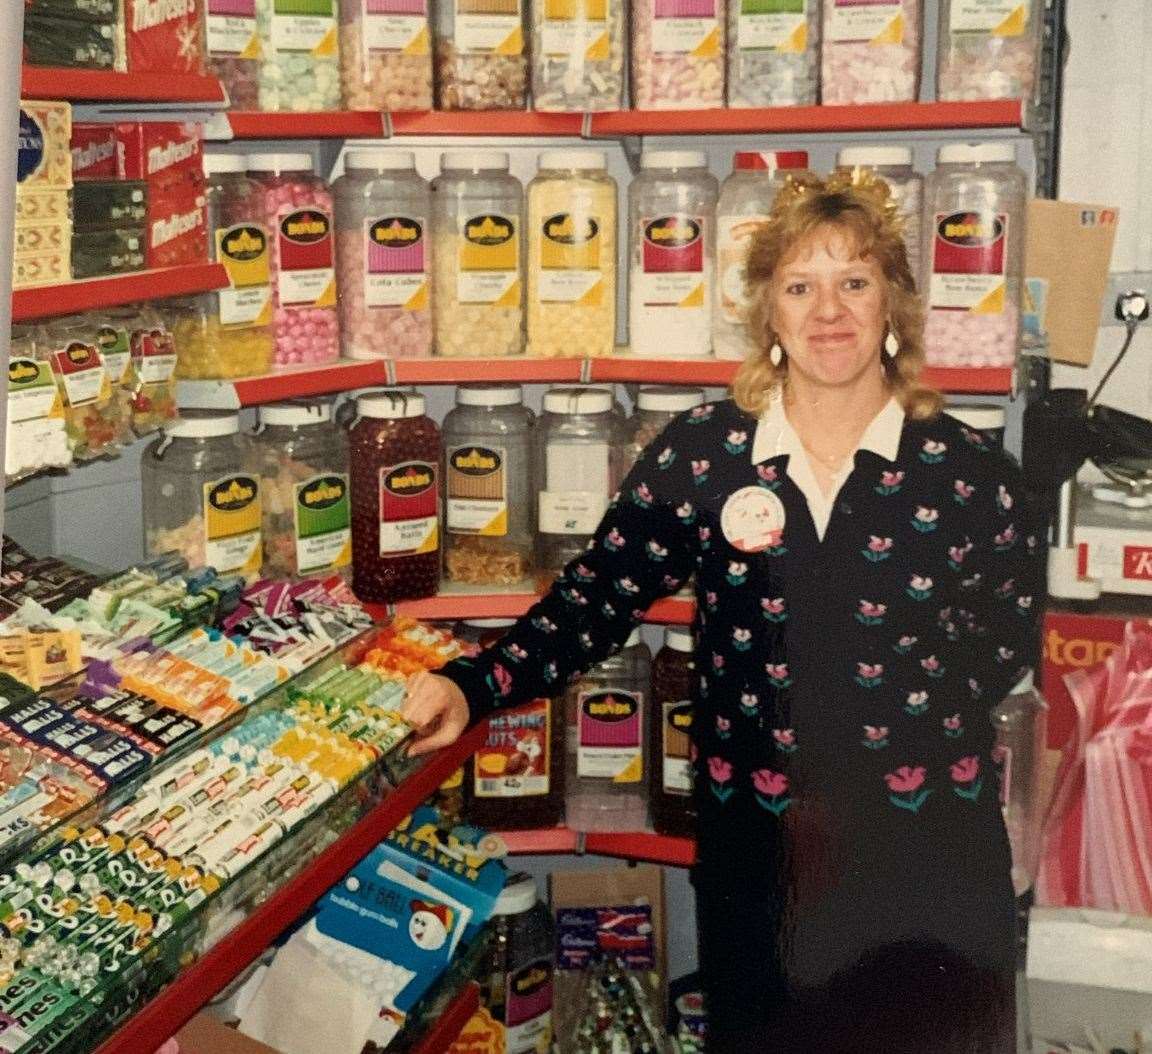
[401,672,471,757]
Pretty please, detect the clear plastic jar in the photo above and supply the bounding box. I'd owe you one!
[335,150,432,361]
[821,0,921,104]
[649,626,696,838]
[947,404,1006,452]
[835,146,923,285]
[443,384,534,587]
[176,155,275,380]
[142,412,263,580]
[255,0,342,112]
[527,151,617,359]
[624,386,704,474]
[535,386,623,580]
[937,0,1040,103]
[433,0,528,110]
[714,150,809,361]
[206,0,262,109]
[629,152,719,359]
[248,153,340,368]
[249,400,351,579]
[432,152,524,358]
[6,324,71,483]
[530,0,624,111]
[727,0,820,107]
[348,390,441,603]
[923,143,1027,370]
[43,313,121,461]
[632,0,725,110]
[338,0,433,110]
[565,629,651,832]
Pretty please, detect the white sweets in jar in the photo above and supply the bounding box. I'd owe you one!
[727,0,820,107]
[530,0,625,111]
[821,0,922,105]
[632,0,725,110]
[936,0,1040,102]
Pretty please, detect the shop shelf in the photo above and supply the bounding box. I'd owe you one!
[20,66,226,103]
[379,593,694,623]
[591,356,740,386]
[392,357,585,384]
[225,111,390,139]
[411,983,482,1054]
[390,111,586,137]
[923,366,1015,394]
[495,827,581,855]
[177,359,390,410]
[12,263,229,322]
[584,831,696,867]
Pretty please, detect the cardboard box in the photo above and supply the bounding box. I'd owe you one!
[70,123,119,182]
[17,100,72,191]
[125,0,205,74]
[114,122,203,189]
[145,180,208,268]
[177,1013,280,1054]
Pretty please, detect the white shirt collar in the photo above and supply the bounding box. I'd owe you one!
[750,390,905,466]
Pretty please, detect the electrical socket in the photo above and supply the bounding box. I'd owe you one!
[1100,272,1152,326]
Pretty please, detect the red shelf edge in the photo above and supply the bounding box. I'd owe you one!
[20,66,226,103]
[412,982,481,1054]
[495,827,581,854]
[379,595,694,624]
[584,831,697,867]
[590,358,739,386]
[231,361,391,405]
[390,111,585,137]
[392,357,585,384]
[922,366,1014,394]
[227,111,388,138]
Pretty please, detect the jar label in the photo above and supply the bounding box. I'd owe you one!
[577,689,643,781]
[474,699,550,797]
[538,492,606,535]
[131,324,178,385]
[929,211,1008,314]
[207,0,259,57]
[276,207,337,309]
[271,0,337,55]
[8,359,63,425]
[638,215,707,315]
[447,1007,503,1054]
[650,0,720,56]
[378,461,439,557]
[363,0,430,53]
[662,700,693,795]
[454,0,524,54]
[541,0,610,60]
[536,211,605,306]
[294,473,352,573]
[738,0,807,52]
[505,957,553,1052]
[828,0,905,45]
[457,213,520,306]
[364,216,429,310]
[51,342,110,408]
[447,444,508,535]
[203,474,263,578]
[949,0,1028,36]
[217,223,273,328]
[717,212,768,325]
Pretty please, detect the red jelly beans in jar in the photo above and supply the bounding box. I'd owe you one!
[350,390,442,603]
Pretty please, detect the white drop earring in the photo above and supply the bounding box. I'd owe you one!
[769,342,783,367]
[884,330,899,359]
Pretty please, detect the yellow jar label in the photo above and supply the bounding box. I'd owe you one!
[457,213,520,306]
[537,211,604,306]
[203,474,263,577]
[217,223,273,328]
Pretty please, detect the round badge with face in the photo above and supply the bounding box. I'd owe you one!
[721,486,787,553]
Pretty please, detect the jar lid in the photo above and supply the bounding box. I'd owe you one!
[937,142,1016,165]
[247,152,314,174]
[346,149,416,171]
[494,873,539,915]
[948,404,1006,430]
[441,151,509,172]
[259,400,332,427]
[356,389,425,419]
[456,384,523,407]
[642,150,708,170]
[164,412,239,439]
[1010,670,1035,694]
[837,145,913,167]
[665,627,694,653]
[462,619,517,629]
[733,150,809,172]
[204,153,246,175]
[538,149,607,171]
[637,386,704,412]
[543,386,612,415]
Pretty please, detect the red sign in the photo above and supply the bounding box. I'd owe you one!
[1122,546,1152,581]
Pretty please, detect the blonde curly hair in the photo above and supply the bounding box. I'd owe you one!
[731,171,943,421]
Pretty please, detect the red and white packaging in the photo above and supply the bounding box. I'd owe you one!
[146,181,208,268]
[70,124,119,183]
[125,0,206,75]
[114,122,203,191]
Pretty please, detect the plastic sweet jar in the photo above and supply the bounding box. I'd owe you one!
[631,0,724,110]
[249,399,351,580]
[727,0,820,107]
[338,0,433,111]
[142,412,264,581]
[205,0,261,109]
[431,152,524,359]
[821,0,922,105]
[937,0,1041,103]
[443,384,535,588]
[348,389,442,603]
[254,0,341,112]
[526,150,617,359]
[649,626,697,838]
[628,151,719,359]
[946,404,1006,453]
[565,628,651,832]
[923,143,1027,370]
[433,0,528,110]
[247,153,340,369]
[334,149,432,361]
[714,150,810,361]
[529,0,624,112]
[835,145,923,284]
[175,154,275,380]
[624,386,704,474]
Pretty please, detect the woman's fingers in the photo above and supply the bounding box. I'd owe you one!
[401,673,470,757]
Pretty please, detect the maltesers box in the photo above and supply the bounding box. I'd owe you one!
[145,180,208,268]
[113,121,203,190]
[124,0,205,74]
[70,123,119,182]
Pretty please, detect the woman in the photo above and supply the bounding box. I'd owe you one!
[403,173,1045,1052]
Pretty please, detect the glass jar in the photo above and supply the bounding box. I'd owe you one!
[631,0,724,110]
[6,323,71,483]
[821,0,921,104]
[248,153,340,369]
[727,0,820,107]
[443,384,534,588]
[142,412,263,580]
[624,386,704,474]
[923,143,1027,370]
[535,386,623,581]
[714,150,810,361]
[348,389,441,603]
[205,0,261,109]
[249,400,351,579]
[335,150,432,361]
[530,0,624,111]
[42,313,121,461]
[254,0,342,112]
[835,146,923,284]
[432,152,524,358]
[338,0,433,110]
[565,629,651,832]
[937,0,1040,103]
[526,151,617,359]
[629,152,719,359]
[649,626,696,838]
[433,0,528,110]
[175,155,275,380]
